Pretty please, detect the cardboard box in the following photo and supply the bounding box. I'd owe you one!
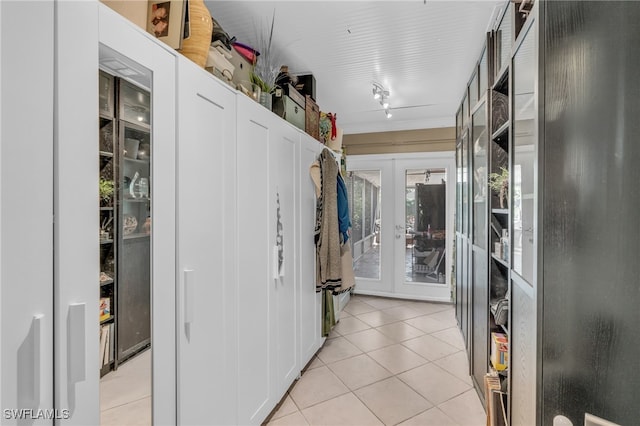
[490,332,509,371]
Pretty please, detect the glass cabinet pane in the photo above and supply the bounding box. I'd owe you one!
[462,133,469,237]
[479,48,488,95]
[99,71,114,117]
[456,141,463,233]
[456,107,463,139]
[512,26,535,284]
[121,80,151,126]
[469,72,479,108]
[496,4,513,73]
[462,92,469,130]
[472,103,487,247]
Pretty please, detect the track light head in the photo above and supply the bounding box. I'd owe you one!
[385,109,392,119]
[381,100,389,109]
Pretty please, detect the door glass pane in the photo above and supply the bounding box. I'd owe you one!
[406,168,447,284]
[462,133,469,236]
[496,4,513,73]
[473,103,487,247]
[512,26,535,284]
[456,141,463,233]
[469,72,479,108]
[348,171,381,280]
[479,48,488,95]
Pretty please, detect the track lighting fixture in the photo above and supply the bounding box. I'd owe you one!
[372,83,392,118]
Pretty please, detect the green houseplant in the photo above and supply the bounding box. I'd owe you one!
[489,167,509,208]
[99,177,115,206]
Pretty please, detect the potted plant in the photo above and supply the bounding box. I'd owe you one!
[489,167,509,208]
[99,177,115,207]
[250,12,281,110]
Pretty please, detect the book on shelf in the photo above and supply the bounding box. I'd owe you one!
[100,297,111,322]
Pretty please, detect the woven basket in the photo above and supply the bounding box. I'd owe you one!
[178,0,213,68]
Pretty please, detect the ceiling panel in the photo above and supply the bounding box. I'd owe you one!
[206,0,504,134]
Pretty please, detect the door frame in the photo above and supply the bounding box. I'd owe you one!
[347,152,455,302]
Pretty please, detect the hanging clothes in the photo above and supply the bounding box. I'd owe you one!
[337,172,351,244]
[313,148,342,291]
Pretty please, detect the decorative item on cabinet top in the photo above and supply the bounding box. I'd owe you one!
[146,0,188,50]
[178,0,213,68]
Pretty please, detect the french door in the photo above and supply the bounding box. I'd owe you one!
[347,153,455,302]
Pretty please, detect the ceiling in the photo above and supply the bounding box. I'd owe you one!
[206,1,505,135]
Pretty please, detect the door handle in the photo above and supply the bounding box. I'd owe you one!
[32,314,44,406]
[184,269,195,325]
[68,303,86,383]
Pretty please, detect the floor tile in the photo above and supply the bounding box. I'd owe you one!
[404,315,452,334]
[367,344,428,375]
[426,309,459,328]
[301,393,383,426]
[376,322,424,342]
[404,301,453,315]
[363,297,408,310]
[267,411,309,426]
[438,389,486,426]
[317,336,363,364]
[431,326,466,350]
[343,301,378,315]
[326,354,392,391]
[355,377,432,425]
[271,395,299,420]
[339,309,352,320]
[306,356,324,370]
[356,310,399,327]
[433,351,472,384]
[402,334,460,361]
[398,363,472,405]
[327,327,341,339]
[100,350,151,411]
[289,366,350,409]
[343,328,396,352]
[398,407,458,426]
[333,316,371,335]
[100,396,151,426]
[381,305,424,321]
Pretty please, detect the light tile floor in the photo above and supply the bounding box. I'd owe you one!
[100,349,151,426]
[268,295,485,426]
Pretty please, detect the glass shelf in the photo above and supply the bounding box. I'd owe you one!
[492,208,508,214]
[491,253,509,268]
[100,316,114,325]
[100,239,114,245]
[123,233,150,241]
[100,278,114,286]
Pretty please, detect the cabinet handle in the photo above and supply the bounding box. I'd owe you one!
[68,303,86,383]
[184,269,196,325]
[32,314,44,406]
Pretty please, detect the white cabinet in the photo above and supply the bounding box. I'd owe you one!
[236,95,323,424]
[176,56,237,426]
[0,1,55,423]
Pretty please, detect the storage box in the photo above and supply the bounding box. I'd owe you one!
[229,45,254,88]
[272,95,305,131]
[275,83,305,109]
[305,95,320,140]
[490,332,509,371]
[296,74,316,101]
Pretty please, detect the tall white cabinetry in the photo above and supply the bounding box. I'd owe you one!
[236,95,298,424]
[176,56,237,426]
[1,1,54,423]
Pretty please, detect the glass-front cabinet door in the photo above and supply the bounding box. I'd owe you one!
[118,80,152,361]
[512,25,536,285]
[472,103,487,249]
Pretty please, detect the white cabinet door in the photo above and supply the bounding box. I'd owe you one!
[1,2,54,424]
[297,136,324,369]
[54,2,100,423]
[236,95,275,425]
[176,57,237,426]
[270,122,300,398]
[97,5,179,424]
